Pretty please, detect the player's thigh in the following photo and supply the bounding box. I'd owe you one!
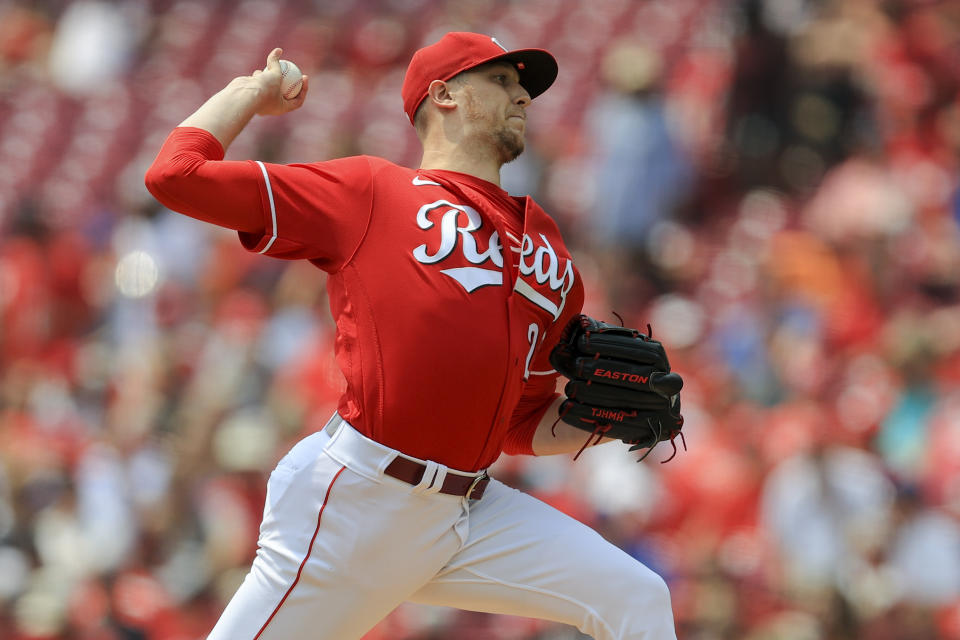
[209,432,466,640]
[408,480,677,640]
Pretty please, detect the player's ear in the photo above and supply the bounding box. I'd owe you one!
[426,79,458,112]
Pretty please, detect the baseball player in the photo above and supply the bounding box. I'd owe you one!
[145,32,681,640]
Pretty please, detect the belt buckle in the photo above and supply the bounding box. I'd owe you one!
[465,472,488,500]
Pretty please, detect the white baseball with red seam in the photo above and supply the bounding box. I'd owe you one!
[278,59,303,99]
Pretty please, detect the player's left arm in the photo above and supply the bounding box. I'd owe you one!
[501,380,615,456]
[502,273,616,456]
[531,396,615,455]
[502,317,616,457]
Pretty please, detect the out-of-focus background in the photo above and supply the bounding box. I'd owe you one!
[2,0,960,638]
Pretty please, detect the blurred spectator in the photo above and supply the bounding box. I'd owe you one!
[586,40,693,249]
[46,0,148,96]
[583,40,694,310]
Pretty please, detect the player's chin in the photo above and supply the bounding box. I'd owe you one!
[507,117,526,137]
[497,129,525,163]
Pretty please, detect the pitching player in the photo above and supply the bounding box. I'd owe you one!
[145,32,679,639]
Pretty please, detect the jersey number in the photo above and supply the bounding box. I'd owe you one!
[523,323,540,381]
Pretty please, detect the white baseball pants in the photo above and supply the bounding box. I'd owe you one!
[207,415,677,640]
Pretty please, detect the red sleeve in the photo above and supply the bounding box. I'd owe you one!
[145,127,374,272]
[144,127,262,232]
[502,274,585,456]
[501,373,561,456]
[236,154,373,272]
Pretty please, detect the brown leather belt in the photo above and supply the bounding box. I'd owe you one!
[384,456,489,500]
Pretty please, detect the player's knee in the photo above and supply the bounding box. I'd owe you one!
[626,563,671,608]
[611,565,675,637]
[647,570,673,614]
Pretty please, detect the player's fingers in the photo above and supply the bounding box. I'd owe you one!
[288,74,309,107]
[264,47,282,71]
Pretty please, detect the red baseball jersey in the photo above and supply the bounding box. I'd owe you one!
[147,128,585,471]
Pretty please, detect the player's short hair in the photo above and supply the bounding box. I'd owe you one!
[412,73,468,137]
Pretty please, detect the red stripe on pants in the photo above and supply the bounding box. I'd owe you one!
[254,465,347,638]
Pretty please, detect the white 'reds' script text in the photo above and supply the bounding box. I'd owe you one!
[412,200,575,319]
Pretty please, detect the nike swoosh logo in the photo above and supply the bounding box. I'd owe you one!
[412,176,442,186]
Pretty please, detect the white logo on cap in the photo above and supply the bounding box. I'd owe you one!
[491,37,508,52]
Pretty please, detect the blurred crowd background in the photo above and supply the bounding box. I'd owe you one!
[2,0,960,638]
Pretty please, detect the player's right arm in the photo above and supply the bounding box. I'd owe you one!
[145,48,312,237]
[146,46,372,271]
[179,47,308,151]
[144,127,263,232]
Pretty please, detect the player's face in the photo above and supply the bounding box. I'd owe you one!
[458,62,531,164]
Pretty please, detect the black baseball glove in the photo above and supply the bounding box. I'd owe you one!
[549,314,685,461]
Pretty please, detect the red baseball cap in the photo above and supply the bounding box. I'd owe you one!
[401,32,558,124]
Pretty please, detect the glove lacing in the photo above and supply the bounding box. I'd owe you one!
[633,417,687,463]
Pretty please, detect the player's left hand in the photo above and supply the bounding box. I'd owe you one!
[251,48,309,116]
[549,314,685,462]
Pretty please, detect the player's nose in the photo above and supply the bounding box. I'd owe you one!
[513,86,531,107]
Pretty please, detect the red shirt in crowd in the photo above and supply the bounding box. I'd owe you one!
[146,127,584,471]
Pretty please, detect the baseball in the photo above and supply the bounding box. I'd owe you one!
[278,59,303,99]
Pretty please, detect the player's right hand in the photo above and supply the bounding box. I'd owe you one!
[249,48,309,116]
